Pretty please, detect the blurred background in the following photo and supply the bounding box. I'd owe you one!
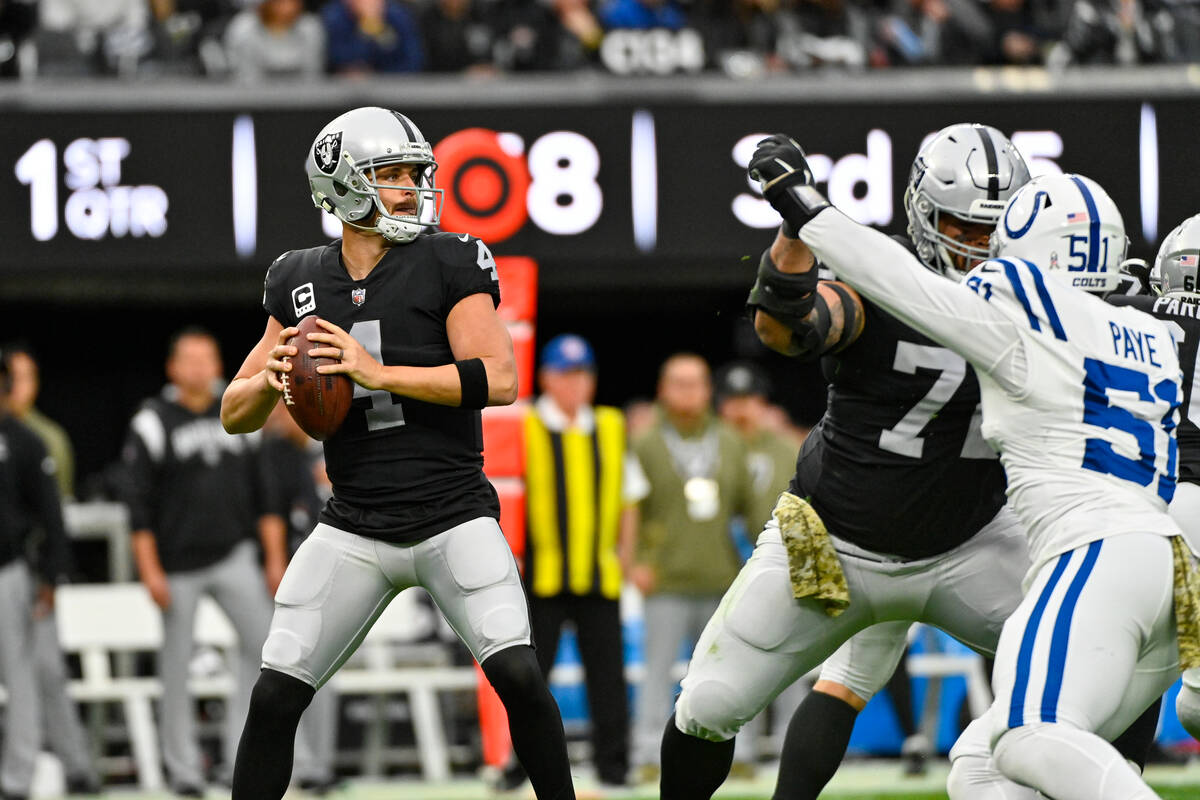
[1,0,1199,792]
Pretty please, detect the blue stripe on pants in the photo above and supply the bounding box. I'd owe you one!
[1008,551,1073,729]
[1040,540,1103,722]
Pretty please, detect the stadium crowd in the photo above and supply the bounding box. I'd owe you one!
[0,0,1197,80]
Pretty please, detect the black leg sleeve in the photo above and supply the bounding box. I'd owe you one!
[575,597,630,784]
[482,644,576,800]
[773,690,860,800]
[231,668,314,800]
[1111,697,1163,772]
[660,714,735,800]
[885,655,917,738]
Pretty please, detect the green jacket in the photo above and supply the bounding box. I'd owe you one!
[632,415,750,595]
[22,408,74,499]
[744,429,800,538]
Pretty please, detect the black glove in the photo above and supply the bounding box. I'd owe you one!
[748,134,831,236]
[1108,258,1154,298]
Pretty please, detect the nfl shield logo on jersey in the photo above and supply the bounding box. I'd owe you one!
[351,287,366,306]
[314,132,342,175]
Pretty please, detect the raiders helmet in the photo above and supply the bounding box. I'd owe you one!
[1156,213,1200,297]
[905,123,1031,280]
[306,107,443,244]
[991,173,1128,294]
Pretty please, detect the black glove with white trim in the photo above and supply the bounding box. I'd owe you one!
[748,134,831,236]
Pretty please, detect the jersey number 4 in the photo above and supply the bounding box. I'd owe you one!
[348,319,406,431]
[878,342,995,460]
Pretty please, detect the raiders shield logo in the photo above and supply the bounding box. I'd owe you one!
[351,287,366,306]
[314,131,343,175]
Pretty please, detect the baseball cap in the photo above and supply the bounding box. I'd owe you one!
[540,334,596,371]
[715,361,770,402]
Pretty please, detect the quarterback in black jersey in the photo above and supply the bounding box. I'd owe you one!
[660,125,1038,800]
[221,107,575,800]
[1111,213,1200,741]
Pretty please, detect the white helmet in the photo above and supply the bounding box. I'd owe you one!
[306,107,443,244]
[904,123,1031,280]
[1156,213,1200,297]
[992,173,1128,294]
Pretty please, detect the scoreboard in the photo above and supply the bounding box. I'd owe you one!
[1,82,1197,293]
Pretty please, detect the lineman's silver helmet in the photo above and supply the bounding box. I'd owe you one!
[1156,213,1200,297]
[905,123,1031,280]
[306,107,443,244]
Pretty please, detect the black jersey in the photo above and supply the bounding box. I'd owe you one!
[0,416,67,583]
[262,232,502,543]
[790,243,1008,559]
[121,393,264,573]
[260,434,323,554]
[1109,293,1200,483]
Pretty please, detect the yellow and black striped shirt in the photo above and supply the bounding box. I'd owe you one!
[524,404,626,599]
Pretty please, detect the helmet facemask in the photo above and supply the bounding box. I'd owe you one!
[314,148,443,244]
[906,185,1005,281]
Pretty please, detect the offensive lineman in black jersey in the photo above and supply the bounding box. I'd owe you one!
[660,128,1164,800]
[220,107,575,800]
[659,124,1034,800]
[652,125,1041,800]
[1110,213,1200,742]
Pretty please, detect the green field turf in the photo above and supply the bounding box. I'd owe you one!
[71,760,1200,799]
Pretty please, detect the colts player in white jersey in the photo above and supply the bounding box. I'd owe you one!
[749,133,1187,800]
[1111,214,1200,744]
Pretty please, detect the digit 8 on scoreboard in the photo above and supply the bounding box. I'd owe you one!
[434,129,531,243]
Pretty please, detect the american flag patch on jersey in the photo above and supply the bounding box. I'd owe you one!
[1067,211,1089,223]
[1182,254,1198,267]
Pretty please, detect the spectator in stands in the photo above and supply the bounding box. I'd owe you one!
[1048,0,1164,63]
[1148,0,1200,61]
[486,0,596,71]
[37,0,153,75]
[144,0,236,75]
[691,0,789,76]
[223,0,325,80]
[868,0,997,65]
[0,351,73,800]
[420,0,494,73]
[496,335,643,791]
[6,345,103,796]
[321,0,423,74]
[983,0,1052,62]
[628,353,751,783]
[774,0,870,69]
[0,0,36,77]
[120,327,275,796]
[599,0,689,29]
[259,406,338,794]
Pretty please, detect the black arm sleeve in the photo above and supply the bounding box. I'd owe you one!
[762,281,862,363]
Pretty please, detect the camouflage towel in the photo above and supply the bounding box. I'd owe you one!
[1173,535,1200,671]
[774,492,851,617]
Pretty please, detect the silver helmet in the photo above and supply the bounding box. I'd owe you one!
[904,123,1031,281]
[306,107,443,244]
[1156,213,1200,297]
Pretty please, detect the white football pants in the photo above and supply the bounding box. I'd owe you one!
[948,532,1178,800]
[673,506,1028,742]
[261,518,530,688]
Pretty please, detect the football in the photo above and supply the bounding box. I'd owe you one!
[280,315,353,441]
